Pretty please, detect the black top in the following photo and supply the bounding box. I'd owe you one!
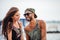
[12,29,20,40]
[12,26,21,40]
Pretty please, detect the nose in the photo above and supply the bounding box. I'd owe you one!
[18,15,20,18]
[25,15,28,18]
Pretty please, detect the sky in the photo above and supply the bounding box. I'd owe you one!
[0,0,60,21]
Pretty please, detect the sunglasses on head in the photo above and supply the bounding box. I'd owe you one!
[24,13,31,16]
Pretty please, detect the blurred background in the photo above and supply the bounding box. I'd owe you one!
[0,0,60,40]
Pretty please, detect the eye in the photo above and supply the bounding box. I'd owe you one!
[16,13,20,16]
[16,15,19,16]
[16,14,20,16]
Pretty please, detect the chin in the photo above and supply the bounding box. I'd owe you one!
[15,19,19,21]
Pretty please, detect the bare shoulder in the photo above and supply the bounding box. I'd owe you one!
[38,20,46,24]
[38,20,46,28]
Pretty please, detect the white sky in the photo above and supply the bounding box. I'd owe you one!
[0,0,60,21]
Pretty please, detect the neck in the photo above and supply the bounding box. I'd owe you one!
[13,20,18,24]
[31,18,36,23]
[29,18,36,29]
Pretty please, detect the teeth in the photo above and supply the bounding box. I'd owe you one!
[26,18,29,19]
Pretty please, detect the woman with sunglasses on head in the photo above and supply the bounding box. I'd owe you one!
[2,7,23,40]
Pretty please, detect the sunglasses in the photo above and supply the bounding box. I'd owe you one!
[24,13,31,16]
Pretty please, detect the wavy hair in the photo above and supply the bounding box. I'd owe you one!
[2,7,19,39]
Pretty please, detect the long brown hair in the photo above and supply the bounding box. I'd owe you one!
[2,7,19,39]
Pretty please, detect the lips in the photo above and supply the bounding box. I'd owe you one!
[26,17,30,21]
[26,17,30,20]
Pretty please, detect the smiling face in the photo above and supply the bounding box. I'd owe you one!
[24,11,34,21]
[12,11,20,21]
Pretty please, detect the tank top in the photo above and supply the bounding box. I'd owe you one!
[27,20,41,40]
[12,26,21,40]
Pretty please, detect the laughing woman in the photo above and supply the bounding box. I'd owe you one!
[2,7,22,40]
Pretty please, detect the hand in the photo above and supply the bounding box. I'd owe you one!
[20,34,24,40]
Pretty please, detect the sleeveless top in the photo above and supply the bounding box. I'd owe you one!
[27,20,41,40]
[12,26,21,40]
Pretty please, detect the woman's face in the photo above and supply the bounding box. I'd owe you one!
[12,11,20,21]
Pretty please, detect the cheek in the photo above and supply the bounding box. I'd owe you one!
[16,16,20,19]
[29,14,32,17]
[14,16,20,20]
[29,14,32,16]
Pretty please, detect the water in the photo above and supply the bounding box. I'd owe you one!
[0,25,60,40]
[47,33,60,40]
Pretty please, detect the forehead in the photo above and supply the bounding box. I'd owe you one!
[25,11,32,13]
[14,11,20,15]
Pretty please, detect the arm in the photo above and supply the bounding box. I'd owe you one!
[24,20,37,40]
[20,33,29,40]
[7,22,12,40]
[39,20,46,40]
[7,30,12,40]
